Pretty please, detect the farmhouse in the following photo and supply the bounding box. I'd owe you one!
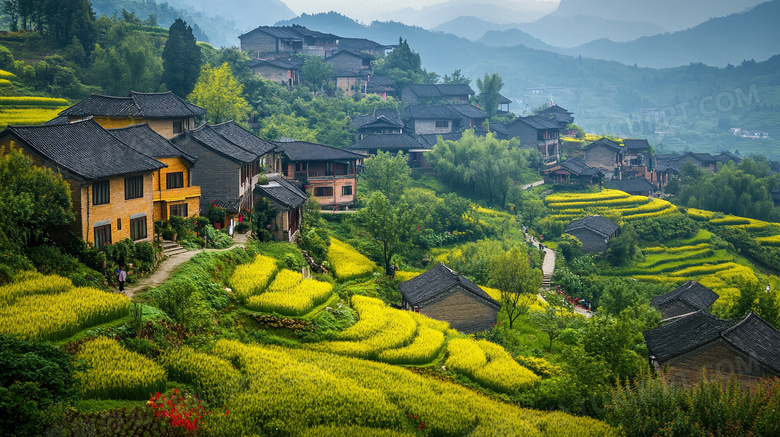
[352,108,404,140]
[564,215,619,253]
[108,124,201,221]
[605,178,656,196]
[0,119,165,248]
[247,58,302,87]
[398,263,501,334]
[58,91,206,139]
[402,104,487,135]
[537,104,574,129]
[543,159,604,187]
[582,138,624,177]
[650,281,719,321]
[400,84,474,105]
[254,173,307,242]
[643,311,780,386]
[504,115,561,163]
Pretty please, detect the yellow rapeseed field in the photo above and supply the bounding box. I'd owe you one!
[230,254,277,302]
[445,338,541,394]
[328,238,376,279]
[246,278,333,316]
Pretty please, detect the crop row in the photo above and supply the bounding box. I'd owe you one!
[328,238,376,279]
[544,189,630,204]
[230,254,277,302]
[641,243,710,254]
[0,271,72,306]
[0,96,69,106]
[0,107,67,126]
[445,338,540,394]
[162,346,241,399]
[75,337,166,400]
[246,278,332,316]
[619,199,676,216]
[547,195,650,210]
[0,276,129,341]
[0,69,15,79]
[199,340,617,436]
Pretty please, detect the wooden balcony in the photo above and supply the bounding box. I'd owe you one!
[153,185,201,203]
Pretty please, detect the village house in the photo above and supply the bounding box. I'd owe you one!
[643,311,780,386]
[365,76,397,100]
[605,178,656,197]
[352,109,405,140]
[400,84,474,105]
[537,104,574,129]
[247,58,302,88]
[108,124,200,221]
[543,159,604,187]
[0,119,165,248]
[650,281,719,322]
[272,139,363,209]
[504,115,561,163]
[254,173,307,242]
[324,50,375,96]
[581,137,624,178]
[402,104,487,136]
[564,215,619,253]
[239,25,339,58]
[677,151,718,171]
[171,121,275,223]
[57,91,206,139]
[335,38,390,57]
[496,94,512,116]
[398,263,501,334]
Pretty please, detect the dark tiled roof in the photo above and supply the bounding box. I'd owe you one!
[273,140,364,162]
[60,92,206,119]
[438,84,475,96]
[538,105,574,124]
[173,124,259,163]
[43,115,69,125]
[584,138,624,153]
[605,178,656,194]
[512,114,561,130]
[366,76,396,92]
[417,132,462,147]
[290,24,338,40]
[337,38,387,52]
[681,152,716,164]
[325,49,375,61]
[489,121,508,135]
[108,124,196,164]
[651,281,719,312]
[497,93,512,104]
[1,119,165,180]
[255,173,307,210]
[247,58,302,71]
[656,159,681,173]
[239,25,302,41]
[714,151,742,164]
[398,263,500,309]
[212,198,242,211]
[449,104,488,120]
[404,105,460,120]
[623,139,651,151]
[565,215,619,237]
[643,311,737,363]
[349,133,420,151]
[547,159,602,177]
[403,84,475,98]
[352,109,403,130]
[722,312,780,373]
[210,121,275,156]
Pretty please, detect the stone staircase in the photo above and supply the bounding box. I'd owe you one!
[162,239,187,258]
[541,271,553,290]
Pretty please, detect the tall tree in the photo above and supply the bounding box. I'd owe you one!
[188,63,251,124]
[443,69,471,85]
[300,55,334,91]
[356,192,420,276]
[361,151,412,205]
[476,73,504,118]
[490,247,542,329]
[162,18,202,98]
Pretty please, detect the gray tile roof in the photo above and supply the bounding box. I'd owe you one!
[644,311,737,363]
[651,281,719,312]
[60,92,205,119]
[721,312,780,374]
[449,104,488,119]
[512,114,561,130]
[108,124,196,164]
[254,173,307,210]
[550,159,603,177]
[173,124,259,163]
[273,140,364,162]
[605,178,656,194]
[417,132,462,147]
[210,121,276,156]
[399,263,500,309]
[538,105,574,125]
[403,104,486,121]
[337,38,387,52]
[352,109,403,130]
[247,58,303,71]
[1,118,166,180]
[584,137,624,152]
[565,215,619,237]
[349,133,420,151]
[403,84,474,98]
[622,139,651,151]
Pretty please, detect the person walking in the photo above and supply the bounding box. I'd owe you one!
[117,266,127,293]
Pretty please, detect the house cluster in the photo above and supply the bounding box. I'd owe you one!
[239,24,391,97]
[644,281,780,385]
[0,91,364,249]
[730,128,769,139]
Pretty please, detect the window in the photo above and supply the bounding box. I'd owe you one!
[94,224,111,250]
[93,180,110,205]
[170,203,188,217]
[295,162,307,172]
[326,162,334,175]
[166,172,184,189]
[125,175,144,200]
[435,120,449,128]
[341,185,353,196]
[173,121,183,134]
[130,216,147,241]
[314,187,333,197]
[116,218,122,230]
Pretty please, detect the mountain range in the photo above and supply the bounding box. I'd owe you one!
[382,0,556,29]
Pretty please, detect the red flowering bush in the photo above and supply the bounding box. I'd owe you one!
[147,389,216,435]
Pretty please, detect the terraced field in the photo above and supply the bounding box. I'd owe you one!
[0,95,69,127]
[687,208,780,247]
[544,189,678,222]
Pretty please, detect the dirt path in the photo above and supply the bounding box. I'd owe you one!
[124,243,246,299]
[521,180,545,190]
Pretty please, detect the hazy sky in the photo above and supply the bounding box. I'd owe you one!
[284,0,559,16]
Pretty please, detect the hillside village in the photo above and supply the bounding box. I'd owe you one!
[2,7,780,437]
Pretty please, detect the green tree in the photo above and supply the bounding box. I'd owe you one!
[443,69,471,85]
[356,192,420,276]
[531,306,574,351]
[476,73,504,118]
[361,151,412,204]
[162,18,202,98]
[490,247,542,329]
[607,225,637,266]
[0,151,73,252]
[300,55,334,91]
[189,63,251,124]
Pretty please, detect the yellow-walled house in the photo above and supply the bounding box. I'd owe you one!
[57,91,206,139]
[0,119,165,248]
[108,124,200,220]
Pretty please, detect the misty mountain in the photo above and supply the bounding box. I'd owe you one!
[476,28,557,52]
[514,14,666,48]
[383,0,556,29]
[567,0,780,68]
[163,0,295,33]
[433,17,519,41]
[552,0,767,32]
[275,12,368,33]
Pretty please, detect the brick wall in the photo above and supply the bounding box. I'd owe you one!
[240,32,283,56]
[413,119,452,135]
[421,286,498,334]
[309,177,356,207]
[569,228,609,253]
[505,122,537,147]
[664,341,776,387]
[251,65,290,85]
[583,145,619,173]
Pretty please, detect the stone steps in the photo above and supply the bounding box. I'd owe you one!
[161,239,187,258]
